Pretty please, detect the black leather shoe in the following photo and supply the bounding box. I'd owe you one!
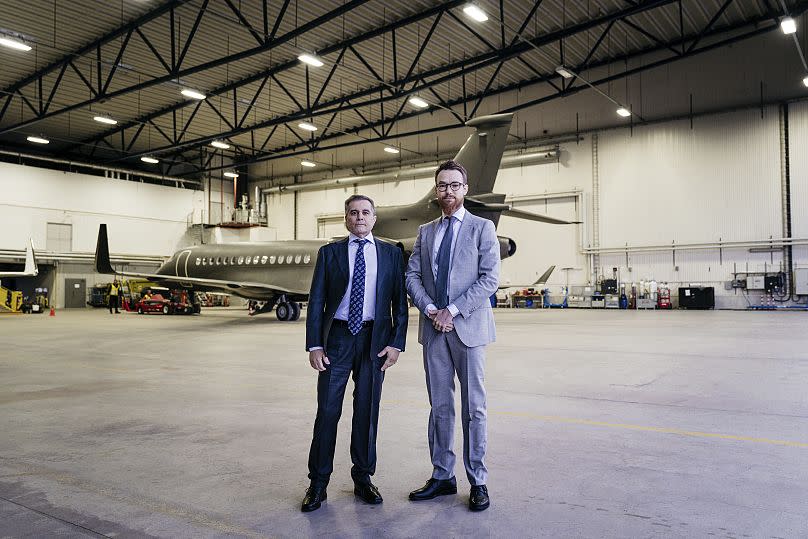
[301,486,327,512]
[408,477,457,501]
[469,485,490,511]
[354,481,383,504]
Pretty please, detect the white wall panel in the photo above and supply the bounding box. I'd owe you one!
[265,190,295,239]
[788,101,808,269]
[598,108,782,246]
[0,162,203,255]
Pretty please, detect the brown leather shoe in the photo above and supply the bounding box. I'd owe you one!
[354,481,383,504]
[408,477,457,501]
[469,485,490,511]
[301,486,327,512]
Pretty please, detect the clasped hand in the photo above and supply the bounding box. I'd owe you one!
[428,307,454,332]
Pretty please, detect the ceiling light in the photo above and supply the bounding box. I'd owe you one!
[781,17,797,34]
[463,4,488,22]
[384,146,400,154]
[555,66,574,79]
[301,160,316,167]
[298,53,324,67]
[93,115,117,125]
[210,140,230,149]
[26,135,49,144]
[408,96,429,109]
[616,107,631,117]
[180,88,206,100]
[0,37,32,51]
[803,75,808,87]
[298,121,318,131]
[141,156,159,164]
[223,171,239,178]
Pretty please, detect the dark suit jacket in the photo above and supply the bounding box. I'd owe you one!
[306,237,408,357]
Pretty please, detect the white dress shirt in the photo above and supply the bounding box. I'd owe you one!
[334,232,378,322]
[426,206,465,317]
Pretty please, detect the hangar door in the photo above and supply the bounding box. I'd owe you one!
[64,279,86,308]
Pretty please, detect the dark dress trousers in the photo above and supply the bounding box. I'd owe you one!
[305,237,408,487]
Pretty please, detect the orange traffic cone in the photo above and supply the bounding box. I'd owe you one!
[49,306,55,316]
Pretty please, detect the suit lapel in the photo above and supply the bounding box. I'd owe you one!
[423,217,441,291]
[374,240,385,319]
[453,213,473,261]
[335,238,349,284]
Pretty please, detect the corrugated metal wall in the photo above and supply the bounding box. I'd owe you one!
[788,101,808,269]
[598,108,782,245]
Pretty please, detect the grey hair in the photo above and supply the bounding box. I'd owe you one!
[344,194,377,215]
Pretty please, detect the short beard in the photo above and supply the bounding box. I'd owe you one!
[439,196,462,214]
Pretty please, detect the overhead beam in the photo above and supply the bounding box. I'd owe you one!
[0,0,371,136]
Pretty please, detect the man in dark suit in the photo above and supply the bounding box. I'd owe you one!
[302,194,408,512]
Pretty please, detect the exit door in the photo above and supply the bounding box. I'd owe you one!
[64,279,86,308]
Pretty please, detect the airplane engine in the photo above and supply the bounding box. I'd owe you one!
[498,236,517,260]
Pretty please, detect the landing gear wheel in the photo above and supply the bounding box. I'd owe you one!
[275,302,291,321]
[162,305,169,315]
[290,302,301,321]
[138,307,144,314]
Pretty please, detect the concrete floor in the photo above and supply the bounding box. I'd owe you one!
[0,307,806,538]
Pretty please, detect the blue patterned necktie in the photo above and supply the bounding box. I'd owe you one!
[348,238,368,335]
[435,216,454,309]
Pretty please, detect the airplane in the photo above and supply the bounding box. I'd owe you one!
[0,239,38,280]
[95,113,572,320]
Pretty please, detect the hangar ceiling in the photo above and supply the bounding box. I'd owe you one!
[0,0,805,184]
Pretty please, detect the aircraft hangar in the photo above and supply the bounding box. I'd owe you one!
[1,0,807,537]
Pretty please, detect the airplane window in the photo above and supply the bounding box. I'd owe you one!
[286,255,293,264]
[209,257,214,265]
[216,257,221,265]
[269,256,276,264]
[294,255,302,264]
[222,257,227,266]
[195,257,201,265]
[230,256,236,264]
[245,256,251,265]
[261,256,268,264]
[304,254,311,264]
[202,258,206,266]
[238,256,244,264]
[276,255,283,264]
[253,255,260,264]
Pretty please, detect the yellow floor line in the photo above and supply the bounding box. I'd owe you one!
[385,399,808,448]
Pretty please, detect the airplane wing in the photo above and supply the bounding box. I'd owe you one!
[464,197,580,225]
[0,239,39,278]
[94,225,306,295]
[24,239,38,276]
[498,265,555,289]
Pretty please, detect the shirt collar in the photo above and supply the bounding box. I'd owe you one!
[442,206,466,222]
[348,232,375,244]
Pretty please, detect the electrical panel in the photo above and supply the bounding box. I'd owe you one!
[764,275,783,293]
[746,275,765,290]
[796,268,808,295]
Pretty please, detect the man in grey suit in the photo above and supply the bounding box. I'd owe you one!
[405,160,500,512]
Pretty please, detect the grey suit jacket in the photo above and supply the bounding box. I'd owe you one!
[405,211,500,348]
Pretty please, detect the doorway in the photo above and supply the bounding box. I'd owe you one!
[64,278,86,308]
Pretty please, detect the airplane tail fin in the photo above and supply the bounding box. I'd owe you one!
[533,265,555,285]
[95,224,115,274]
[24,239,38,276]
[418,113,513,209]
[456,113,513,198]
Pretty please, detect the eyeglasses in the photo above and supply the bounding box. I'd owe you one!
[436,181,465,192]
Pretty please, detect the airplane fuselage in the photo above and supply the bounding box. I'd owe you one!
[156,239,327,301]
